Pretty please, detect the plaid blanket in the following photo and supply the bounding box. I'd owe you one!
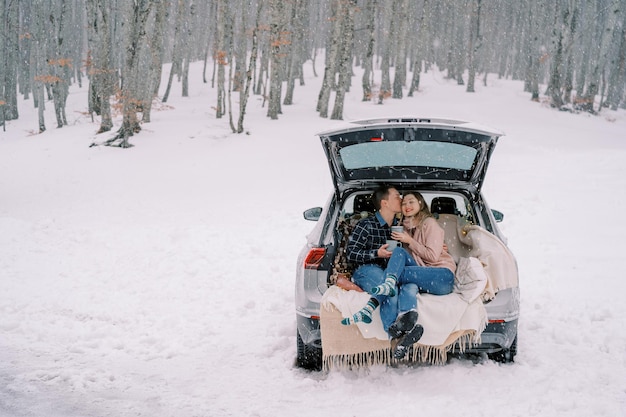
[320,258,489,370]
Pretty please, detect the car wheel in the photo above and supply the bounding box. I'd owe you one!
[488,335,517,364]
[296,331,322,371]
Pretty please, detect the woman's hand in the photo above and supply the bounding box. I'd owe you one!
[391,231,411,244]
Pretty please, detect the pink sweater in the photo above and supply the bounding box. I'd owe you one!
[403,216,456,273]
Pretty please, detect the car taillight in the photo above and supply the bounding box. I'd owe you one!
[304,248,326,269]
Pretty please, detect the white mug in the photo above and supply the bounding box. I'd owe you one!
[386,240,399,251]
[391,225,404,235]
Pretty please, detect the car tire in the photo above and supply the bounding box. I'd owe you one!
[296,331,322,371]
[488,334,518,363]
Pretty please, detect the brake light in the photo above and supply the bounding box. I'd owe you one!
[488,319,505,323]
[304,248,326,269]
[370,137,383,141]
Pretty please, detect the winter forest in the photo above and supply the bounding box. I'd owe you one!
[1,0,626,147]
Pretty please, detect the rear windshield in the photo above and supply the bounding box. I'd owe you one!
[326,128,491,182]
[340,141,477,170]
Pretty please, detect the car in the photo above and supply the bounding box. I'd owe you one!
[295,117,520,371]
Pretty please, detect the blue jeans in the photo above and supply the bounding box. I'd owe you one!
[386,247,455,313]
[351,264,398,332]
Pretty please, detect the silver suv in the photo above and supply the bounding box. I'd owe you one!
[295,118,520,370]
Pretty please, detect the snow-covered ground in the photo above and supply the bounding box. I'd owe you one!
[1,59,625,417]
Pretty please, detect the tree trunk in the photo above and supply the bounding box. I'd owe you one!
[580,0,618,113]
[162,0,186,103]
[284,0,306,106]
[331,0,356,120]
[215,0,227,118]
[32,0,49,133]
[237,0,263,133]
[606,7,626,110]
[110,0,155,147]
[1,0,19,121]
[267,0,286,119]
[142,0,167,122]
[361,0,375,101]
[317,0,342,117]
[408,0,429,97]
[378,0,393,104]
[392,0,409,99]
[86,0,115,133]
[466,0,481,93]
[49,0,71,128]
[547,0,567,108]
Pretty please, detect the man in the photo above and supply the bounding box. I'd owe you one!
[343,185,423,359]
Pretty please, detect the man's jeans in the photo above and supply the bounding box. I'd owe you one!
[386,247,455,313]
[351,264,397,332]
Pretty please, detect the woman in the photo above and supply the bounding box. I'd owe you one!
[372,191,456,358]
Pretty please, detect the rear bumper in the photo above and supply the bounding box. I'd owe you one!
[455,319,518,353]
[297,314,518,355]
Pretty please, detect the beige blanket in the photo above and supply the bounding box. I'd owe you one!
[321,260,488,370]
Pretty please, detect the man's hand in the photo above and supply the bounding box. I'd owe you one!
[377,244,393,258]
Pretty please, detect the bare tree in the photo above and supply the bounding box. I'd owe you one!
[284,0,307,105]
[606,5,626,110]
[330,0,357,120]
[140,0,167,122]
[214,0,228,118]
[237,0,263,133]
[267,0,287,119]
[578,0,619,113]
[162,0,188,103]
[466,0,482,93]
[87,0,115,133]
[408,0,430,97]
[361,0,376,101]
[377,0,393,103]
[31,0,50,133]
[546,0,574,108]
[106,0,157,147]
[47,0,72,128]
[392,0,409,99]
[317,0,342,117]
[1,0,19,124]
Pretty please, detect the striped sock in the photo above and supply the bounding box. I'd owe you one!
[371,275,397,297]
[341,298,379,325]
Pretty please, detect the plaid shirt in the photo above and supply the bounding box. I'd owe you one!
[346,212,395,267]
